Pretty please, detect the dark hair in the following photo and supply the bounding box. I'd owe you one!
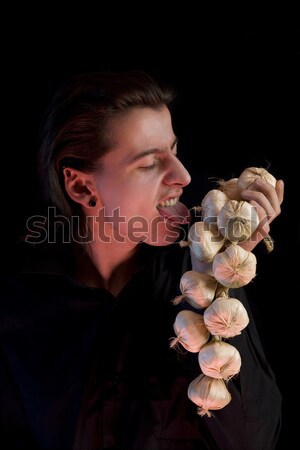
[38,71,175,229]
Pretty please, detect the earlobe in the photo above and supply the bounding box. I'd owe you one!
[63,167,94,207]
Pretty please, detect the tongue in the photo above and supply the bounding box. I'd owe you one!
[157,202,191,224]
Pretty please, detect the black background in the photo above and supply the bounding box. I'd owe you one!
[3,16,299,448]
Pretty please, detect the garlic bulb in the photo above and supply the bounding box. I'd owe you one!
[188,374,231,417]
[217,178,242,201]
[188,222,225,263]
[237,167,277,191]
[198,339,241,380]
[212,244,256,288]
[173,270,218,309]
[170,310,210,353]
[217,200,259,243]
[203,297,249,338]
[201,189,228,223]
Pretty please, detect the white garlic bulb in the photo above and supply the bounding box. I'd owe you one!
[203,297,249,338]
[217,178,242,201]
[212,244,257,288]
[201,189,228,223]
[237,167,277,191]
[187,374,231,417]
[170,310,210,353]
[217,200,259,243]
[173,270,218,309]
[198,339,241,380]
[188,221,225,263]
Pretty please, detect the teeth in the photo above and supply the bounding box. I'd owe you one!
[158,197,178,208]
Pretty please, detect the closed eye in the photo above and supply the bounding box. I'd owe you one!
[138,149,180,171]
[135,137,178,171]
[138,160,159,171]
[172,142,178,157]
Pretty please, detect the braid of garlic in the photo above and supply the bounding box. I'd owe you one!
[173,166,279,416]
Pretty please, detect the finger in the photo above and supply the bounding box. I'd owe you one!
[250,200,271,233]
[253,178,283,213]
[242,180,281,217]
[275,179,284,205]
[242,189,277,220]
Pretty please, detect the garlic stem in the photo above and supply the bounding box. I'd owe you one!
[263,234,274,252]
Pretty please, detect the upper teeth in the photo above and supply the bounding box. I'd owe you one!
[158,197,178,207]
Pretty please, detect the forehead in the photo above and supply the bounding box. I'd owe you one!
[106,105,175,153]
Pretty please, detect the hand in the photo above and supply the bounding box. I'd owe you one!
[239,178,284,252]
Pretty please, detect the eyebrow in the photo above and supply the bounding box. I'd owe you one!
[128,136,178,164]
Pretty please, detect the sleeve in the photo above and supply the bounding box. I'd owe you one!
[199,287,282,450]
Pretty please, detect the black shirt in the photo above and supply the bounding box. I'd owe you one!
[0,242,281,449]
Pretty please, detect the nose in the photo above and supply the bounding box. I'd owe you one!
[164,155,191,187]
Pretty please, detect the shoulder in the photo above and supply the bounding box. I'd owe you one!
[1,241,75,305]
[3,241,73,275]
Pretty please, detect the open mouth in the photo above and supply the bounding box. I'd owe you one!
[157,197,191,224]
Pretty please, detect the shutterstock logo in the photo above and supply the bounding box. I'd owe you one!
[25,206,268,245]
[25,207,189,244]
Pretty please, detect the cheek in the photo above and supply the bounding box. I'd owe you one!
[97,175,159,218]
[99,193,157,225]
[122,201,158,224]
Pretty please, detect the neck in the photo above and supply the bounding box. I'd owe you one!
[74,238,140,297]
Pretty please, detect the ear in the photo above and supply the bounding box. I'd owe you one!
[63,167,97,208]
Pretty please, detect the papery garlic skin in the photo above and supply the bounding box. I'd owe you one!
[178,270,218,309]
[201,189,228,223]
[217,200,259,243]
[212,244,257,288]
[237,167,277,191]
[198,340,241,380]
[187,374,231,417]
[171,310,210,353]
[188,222,225,263]
[203,297,249,338]
[217,178,242,201]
